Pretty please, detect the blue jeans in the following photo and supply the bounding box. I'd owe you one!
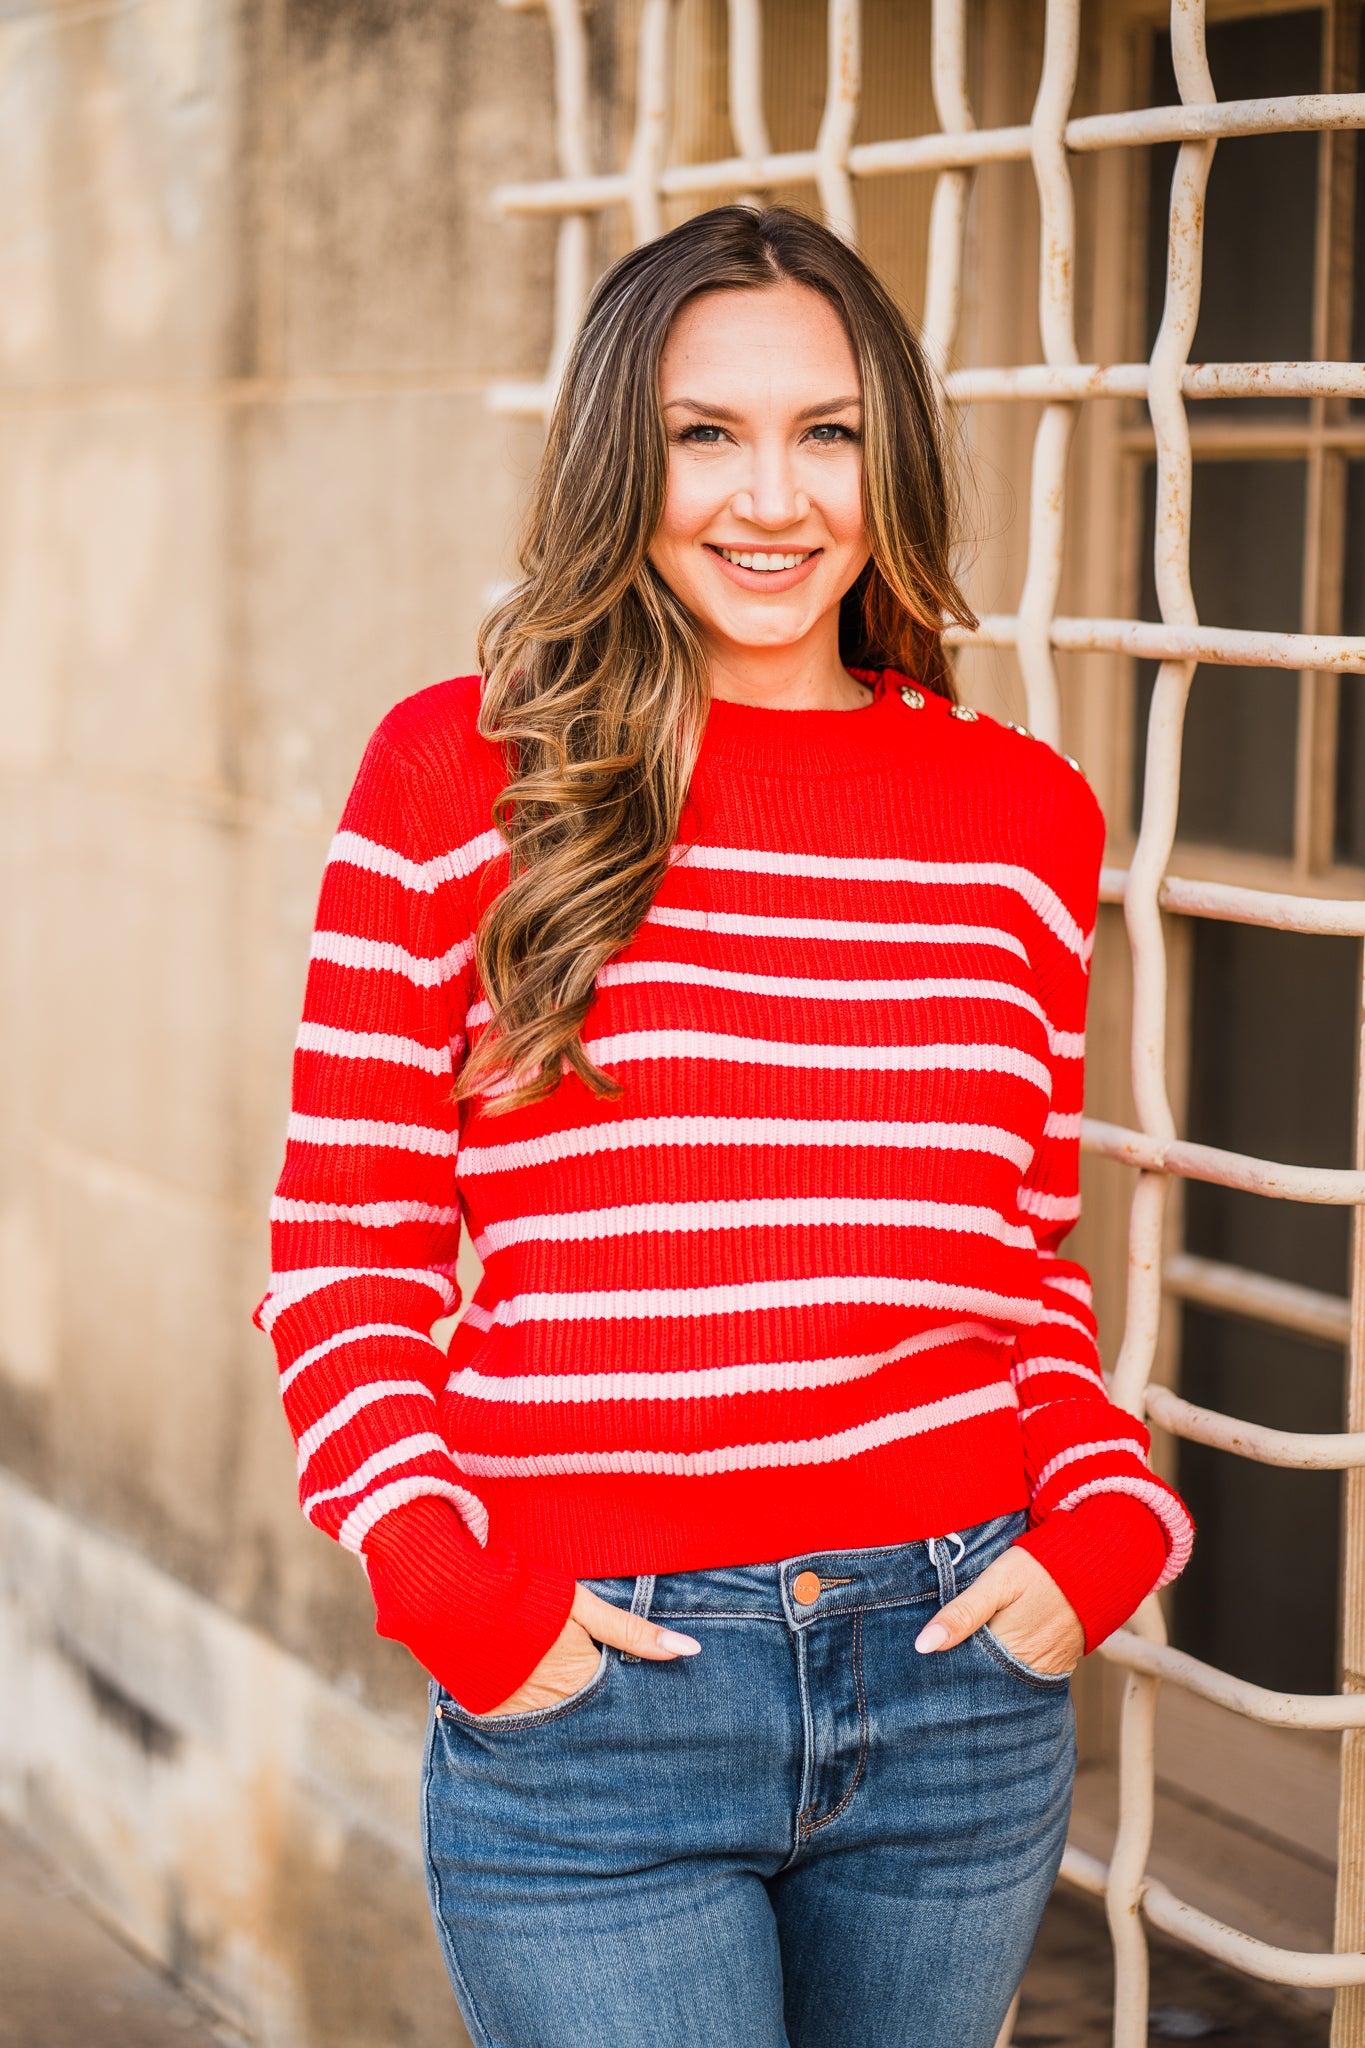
[421,1510,1074,2048]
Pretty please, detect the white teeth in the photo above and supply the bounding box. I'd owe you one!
[717,548,811,572]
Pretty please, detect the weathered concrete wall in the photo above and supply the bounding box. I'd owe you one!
[0,0,565,2037]
[0,1473,460,2044]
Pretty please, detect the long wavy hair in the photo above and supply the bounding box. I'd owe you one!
[460,204,977,1113]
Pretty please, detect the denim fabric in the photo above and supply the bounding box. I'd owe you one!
[421,1510,1074,2048]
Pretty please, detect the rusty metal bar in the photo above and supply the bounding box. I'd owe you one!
[627,0,677,244]
[815,0,861,242]
[1101,1631,1365,1730]
[946,614,1365,672]
[1013,0,1081,748]
[947,361,1365,402]
[1098,867,1365,938]
[1160,1251,1352,1346]
[1105,6,1217,2034]
[726,0,771,164]
[1146,1384,1365,1470]
[1082,1119,1365,1205]
[921,0,974,374]
[492,91,1365,216]
[488,0,593,418]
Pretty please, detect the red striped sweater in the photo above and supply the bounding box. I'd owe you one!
[257,669,1192,1713]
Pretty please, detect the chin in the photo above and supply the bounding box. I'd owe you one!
[716,610,816,648]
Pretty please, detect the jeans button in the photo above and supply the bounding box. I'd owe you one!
[792,1571,821,1606]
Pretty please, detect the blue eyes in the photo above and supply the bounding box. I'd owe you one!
[675,422,859,446]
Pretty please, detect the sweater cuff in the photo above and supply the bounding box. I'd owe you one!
[1015,1491,1171,1652]
[362,1495,576,1714]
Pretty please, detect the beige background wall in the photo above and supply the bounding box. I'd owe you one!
[0,1,570,2038]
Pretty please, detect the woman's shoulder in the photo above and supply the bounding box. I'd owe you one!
[905,681,1106,917]
[373,673,491,770]
[937,691,1105,856]
[343,675,503,855]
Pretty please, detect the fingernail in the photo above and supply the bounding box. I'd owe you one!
[655,1629,702,1656]
[915,1622,950,1654]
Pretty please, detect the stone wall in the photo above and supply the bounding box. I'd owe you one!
[0,1,567,2038]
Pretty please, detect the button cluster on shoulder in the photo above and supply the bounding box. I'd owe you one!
[1006,720,1033,739]
[949,704,978,721]
[899,684,925,709]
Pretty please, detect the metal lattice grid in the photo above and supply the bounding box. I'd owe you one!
[485,3,1365,2042]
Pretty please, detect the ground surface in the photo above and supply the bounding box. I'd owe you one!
[0,1814,1333,2046]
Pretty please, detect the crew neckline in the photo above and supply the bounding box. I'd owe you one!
[698,668,922,778]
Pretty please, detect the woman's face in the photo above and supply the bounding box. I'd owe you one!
[648,281,872,663]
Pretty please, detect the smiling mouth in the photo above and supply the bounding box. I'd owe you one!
[711,546,820,573]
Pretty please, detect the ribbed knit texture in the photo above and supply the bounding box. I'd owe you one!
[256,669,1193,1712]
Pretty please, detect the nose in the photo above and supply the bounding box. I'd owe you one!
[730,436,809,533]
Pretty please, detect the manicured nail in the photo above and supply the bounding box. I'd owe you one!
[915,1622,950,1654]
[656,1629,702,1656]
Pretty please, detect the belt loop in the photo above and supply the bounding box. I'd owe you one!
[927,1534,964,1605]
[619,1573,657,1663]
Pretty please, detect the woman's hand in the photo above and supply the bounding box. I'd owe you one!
[477,1583,702,1717]
[914,1545,1084,1676]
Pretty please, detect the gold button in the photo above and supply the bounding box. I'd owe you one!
[899,685,925,709]
[949,704,979,721]
[1062,752,1086,776]
[792,1570,822,1606]
[1007,721,1033,738]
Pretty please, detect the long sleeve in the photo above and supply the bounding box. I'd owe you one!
[254,711,574,1712]
[1008,780,1194,1649]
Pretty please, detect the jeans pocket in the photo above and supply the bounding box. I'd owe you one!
[435,1642,612,1732]
[974,1625,1074,1690]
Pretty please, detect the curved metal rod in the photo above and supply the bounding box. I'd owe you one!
[946,613,1365,674]
[1098,868,1365,938]
[946,360,1365,401]
[726,0,771,163]
[1081,1117,1365,1204]
[1142,1883,1365,1989]
[1161,1251,1350,1347]
[1101,1632,1365,1727]
[815,0,860,242]
[491,93,1365,216]
[1107,15,1216,2039]
[921,0,975,375]
[1145,1385,1365,1472]
[626,0,677,244]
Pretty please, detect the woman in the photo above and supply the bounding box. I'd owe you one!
[257,205,1191,2048]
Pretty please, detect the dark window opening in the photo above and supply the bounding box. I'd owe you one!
[1132,461,1305,855]
[1169,920,1356,1694]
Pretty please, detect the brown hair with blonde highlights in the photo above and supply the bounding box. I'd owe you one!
[460,203,977,1113]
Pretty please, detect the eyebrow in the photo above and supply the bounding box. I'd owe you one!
[662,395,863,422]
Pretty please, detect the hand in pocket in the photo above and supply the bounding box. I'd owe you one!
[476,1583,702,1716]
[913,1546,1084,1677]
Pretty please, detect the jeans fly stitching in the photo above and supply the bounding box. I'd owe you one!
[801,1610,870,1838]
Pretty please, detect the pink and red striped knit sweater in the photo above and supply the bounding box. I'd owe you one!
[257,669,1192,1713]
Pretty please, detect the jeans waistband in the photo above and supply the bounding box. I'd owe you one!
[580,1509,1026,1631]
